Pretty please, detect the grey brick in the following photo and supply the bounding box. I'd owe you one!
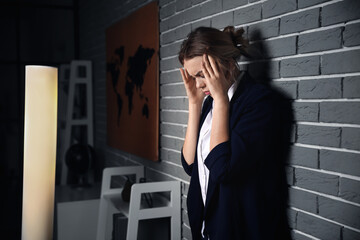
[344,22,360,47]
[262,36,297,58]
[200,0,222,18]
[293,102,319,122]
[157,161,191,181]
[192,0,205,4]
[160,70,182,84]
[298,0,329,8]
[160,56,182,71]
[296,212,342,240]
[160,18,170,32]
[286,166,294,185]
[175,24,192,41]
[160,14,182,32]
[281,56,320,77]
[292,231,314,240]
[181,182,189,196]
[298,28,342,53]
[160,110,188,124]
[192,18,211,29]
[159,0,172,6]
[182,5,202,25]
[160,148,181,164]
[320,149,360,177]
[287,208,297,229]
[344,76,360,98]
[211,11,233,29]
[248,19,280,40]
[295,168,339,195]
[175,0,192,12]
[270,81,297,99]
[181,195,187,210]
[318,196,360,229]
[223,0,247,10]
[280,8,320,34]
[289,187,317,213]
[160,123,186,138]
[297,124,341,148]
[160,1,176,19]
[160,42,182,58]
[248,60,280,79]
[340,178,360,204]
[320,102,360,124]
[182,209,190,226]
[291,124,296,143]
[160,135,184,151]
[161,28,176,44]
[298,78,342,99]
[182,224,192,239]
[289,145,318,167]
[234,4,261,25]
[160,83,186,97]
[160,97,188,110]
[342,127,360,151]
[146,167,177,182]
[322,0,360,26]
[263,0,297,18]
[343,228,360,240]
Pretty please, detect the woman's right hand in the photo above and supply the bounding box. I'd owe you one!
[179,68,205,106]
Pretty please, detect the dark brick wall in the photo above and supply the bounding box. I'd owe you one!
[79,0,360,239]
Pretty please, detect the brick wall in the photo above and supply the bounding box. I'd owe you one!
[79,0,360,239]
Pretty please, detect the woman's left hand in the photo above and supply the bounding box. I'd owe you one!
[202,54,230,104]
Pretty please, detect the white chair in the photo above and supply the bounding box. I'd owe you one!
[96,166,181,240]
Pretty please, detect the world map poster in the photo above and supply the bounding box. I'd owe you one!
[106,2,159,161]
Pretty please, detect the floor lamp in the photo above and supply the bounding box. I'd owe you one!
[22,66,58,240]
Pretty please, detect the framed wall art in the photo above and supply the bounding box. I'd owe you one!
[106,2,159,161]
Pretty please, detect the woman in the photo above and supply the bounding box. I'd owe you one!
[178,26,291,240]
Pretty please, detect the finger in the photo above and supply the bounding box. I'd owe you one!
[185,69,191,80]
[208,55,220,77]
[179,68,186,82]
[180,68,191,85]
[203,54,214,77]
[202,60,211,80]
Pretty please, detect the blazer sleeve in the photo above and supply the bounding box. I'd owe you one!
[204,88,279,184]
[181,147,194,176]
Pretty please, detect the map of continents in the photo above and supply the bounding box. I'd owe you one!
[107,45,155,126]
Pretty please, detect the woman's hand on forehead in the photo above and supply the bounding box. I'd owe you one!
[202,54,230,103]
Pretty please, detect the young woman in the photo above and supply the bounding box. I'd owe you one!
[178,26,291,240]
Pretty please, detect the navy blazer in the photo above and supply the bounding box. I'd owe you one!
[181,72,291,240]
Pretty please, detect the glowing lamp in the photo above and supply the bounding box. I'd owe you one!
[22,66,58,240]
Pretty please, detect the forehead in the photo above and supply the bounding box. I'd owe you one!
[183,56,203,76]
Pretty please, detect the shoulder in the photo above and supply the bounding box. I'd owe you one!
[233,79,276,108]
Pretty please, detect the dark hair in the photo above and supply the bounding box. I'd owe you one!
[178,26,249,80]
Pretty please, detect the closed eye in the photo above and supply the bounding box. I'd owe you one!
[195,71,205,78]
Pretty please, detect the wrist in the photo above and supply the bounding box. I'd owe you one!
[213,95,229,106]
[188,101,202,112]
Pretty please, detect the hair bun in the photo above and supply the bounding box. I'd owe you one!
[223,26,247,47]
[223,26,250,57]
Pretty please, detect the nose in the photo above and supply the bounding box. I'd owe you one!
[195,78,205,89]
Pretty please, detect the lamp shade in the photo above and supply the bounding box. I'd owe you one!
[22,66,58,240]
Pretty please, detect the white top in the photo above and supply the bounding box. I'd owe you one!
[197,72,243,238]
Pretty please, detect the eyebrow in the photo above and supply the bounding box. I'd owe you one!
[190,70,203,78]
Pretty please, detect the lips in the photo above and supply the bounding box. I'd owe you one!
[204,91,211,95]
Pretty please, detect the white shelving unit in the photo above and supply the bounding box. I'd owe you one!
[59,60,94,185]
[96,166,181,240]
